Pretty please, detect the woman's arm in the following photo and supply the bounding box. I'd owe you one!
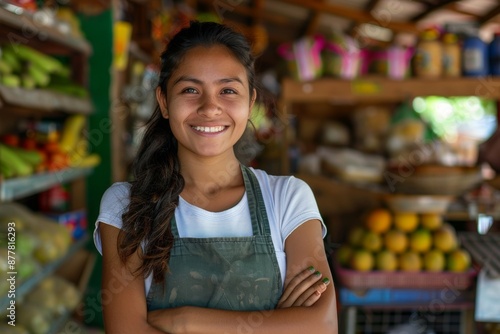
[100,223,169,334]
[148,219,338,334]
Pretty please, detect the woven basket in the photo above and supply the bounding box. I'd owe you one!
[385,165,483,196]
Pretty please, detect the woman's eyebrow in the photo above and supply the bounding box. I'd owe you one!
[172,75,202,87]
[217,77,244,85]
[172,76,244,87]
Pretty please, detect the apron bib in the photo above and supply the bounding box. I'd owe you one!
[146,165,282,311]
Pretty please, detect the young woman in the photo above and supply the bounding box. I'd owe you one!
[94,21,337,334]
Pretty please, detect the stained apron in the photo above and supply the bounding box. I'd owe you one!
[146,165,282,311]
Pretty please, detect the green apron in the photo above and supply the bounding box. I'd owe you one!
[146,165,282,312]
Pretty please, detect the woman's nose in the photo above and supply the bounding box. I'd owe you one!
[198,94,222,117]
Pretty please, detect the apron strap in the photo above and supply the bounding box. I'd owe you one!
[241,165,272,236]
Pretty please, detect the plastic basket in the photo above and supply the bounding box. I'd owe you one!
[334,262,477,290]
[340,287,453,306]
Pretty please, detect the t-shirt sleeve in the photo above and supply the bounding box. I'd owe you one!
[93,182,131,254]
[279,176,326,245]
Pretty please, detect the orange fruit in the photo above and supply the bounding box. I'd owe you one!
[375,250,398,271]
[399,251,422,272]
[420,213,443,231]
[447,249,471,272]
[362,231,383,252]
[348,226,366,247]
[350,249,374,272]
[423,249,445,272]
[394,212,419,232]
[384,229,408,254]
[409,229,432,253]
[336,245,353,268]
[433,226,458,252]
[365,208,392,234]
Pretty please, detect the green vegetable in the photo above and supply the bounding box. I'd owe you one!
[8,146,43,167]
[26,62,50,87]
[47,83,89,97]
[0,59,12,74]
[0,143,33,177]
[1,74,21,87]
[0,159,15,178]
[0,47,22,72]
[21,73,36,89]
[4,44,63,74]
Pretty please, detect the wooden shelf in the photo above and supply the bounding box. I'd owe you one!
[0,85,94,115]
[281,76,500,104]
[0,5,91,55]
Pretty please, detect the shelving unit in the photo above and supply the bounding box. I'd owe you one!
[280,76,499,334]
[0,167,93,202]
[0,85,93,116]
[0,4,95,333]
[0,234,89,310]
[279,76,500,174]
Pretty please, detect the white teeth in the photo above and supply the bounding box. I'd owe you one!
[192,126,225,133]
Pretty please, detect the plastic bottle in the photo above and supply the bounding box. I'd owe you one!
[489,32,500,76]
[462,34,489,77]
[414,28,443,78]
[442,33,461,77]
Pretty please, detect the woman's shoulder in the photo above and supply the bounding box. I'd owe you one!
[100,182,131,205]
[249,167,311,195]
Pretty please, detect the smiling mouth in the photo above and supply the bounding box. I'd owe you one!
[192,126,227,133]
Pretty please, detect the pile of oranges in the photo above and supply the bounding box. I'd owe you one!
[336,208,472,273]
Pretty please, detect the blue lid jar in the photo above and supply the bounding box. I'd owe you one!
[489,32,500,76]
[462,35,489,77]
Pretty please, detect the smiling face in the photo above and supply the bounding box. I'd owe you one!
[157,45,255,161]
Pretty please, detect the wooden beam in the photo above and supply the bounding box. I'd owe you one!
[410,0,461,22]
[253,0,265,24]
[277,0,419,33]
[298,0,327,37]
[348,0,382,37]
[479,3,500,25]
[197,0,288,25]
[445,3,481,19]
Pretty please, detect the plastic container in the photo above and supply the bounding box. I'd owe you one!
[322,34,363,79]
[387,46,414,79]
[277,35,324,81]
[462,35,489,77]
[339,287,456,306]
[442,33,462,77]
[414,28,443,78]
[367,46,413,79]
[489,32,500,76]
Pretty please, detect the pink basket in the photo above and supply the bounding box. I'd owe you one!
[333,262,477,290]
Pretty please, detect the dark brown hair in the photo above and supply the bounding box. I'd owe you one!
[118,21,256,282]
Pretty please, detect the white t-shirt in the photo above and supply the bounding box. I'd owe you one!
[94,167,325,295]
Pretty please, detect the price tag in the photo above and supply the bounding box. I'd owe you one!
[351,80,381,95]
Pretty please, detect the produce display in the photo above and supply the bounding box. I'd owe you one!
[0,115,101,179]
[0,275,80,334]
[0,44,87,97]
[0,202,72,296]
[336,207,472,273]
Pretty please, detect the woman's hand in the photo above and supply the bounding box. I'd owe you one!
[277,266,331,308]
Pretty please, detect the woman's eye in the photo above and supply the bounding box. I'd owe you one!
[182,87,197,94]
[221,88,236,94]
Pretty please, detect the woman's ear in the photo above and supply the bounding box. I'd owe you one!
[156,87,169,119]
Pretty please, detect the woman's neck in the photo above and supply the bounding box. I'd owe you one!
[178,153,245,211]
